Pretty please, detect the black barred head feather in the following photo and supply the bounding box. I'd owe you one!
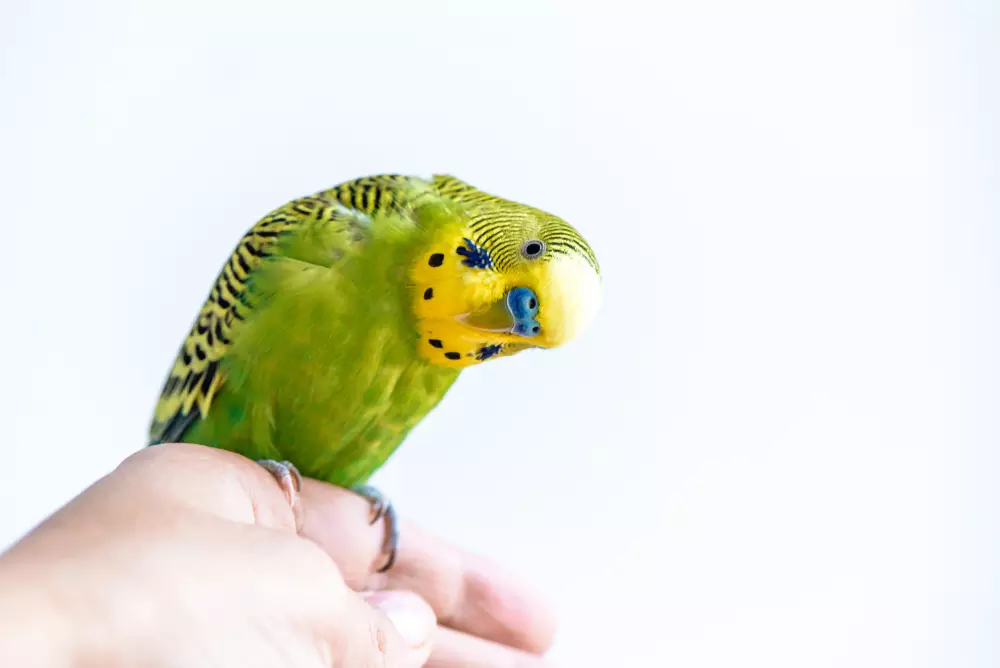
[411,175,602,368]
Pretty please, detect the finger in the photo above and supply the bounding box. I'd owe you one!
[112,444,298,532]
[384,530,557,655]
[426,626,552,668]
[333,589,436,668]
[297,480,386,582]
[299,479,556,654]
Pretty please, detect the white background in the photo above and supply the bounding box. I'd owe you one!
[1,1,997,666]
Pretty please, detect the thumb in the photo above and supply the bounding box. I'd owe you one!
[334,590,436,668]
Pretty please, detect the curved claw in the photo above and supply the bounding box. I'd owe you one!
[257,459,304,530]
[354,484,389,524]
[352,485,399,573]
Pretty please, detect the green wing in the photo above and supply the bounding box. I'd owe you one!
[148,175,432,445]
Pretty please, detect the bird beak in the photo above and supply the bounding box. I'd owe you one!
[457,298,516,333]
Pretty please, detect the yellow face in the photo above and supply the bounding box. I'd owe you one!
[410,206,602,369]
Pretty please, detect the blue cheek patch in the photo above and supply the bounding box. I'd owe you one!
[456,238,493,269]
[476,344,503,361]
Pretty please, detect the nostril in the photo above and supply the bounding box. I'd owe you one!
[532,325,540,334]
[528,298,536,309]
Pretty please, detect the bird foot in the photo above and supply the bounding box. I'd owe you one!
[257,460,304,531]
[353,485,399,573]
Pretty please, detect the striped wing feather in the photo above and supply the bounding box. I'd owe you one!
[148,174,426,444]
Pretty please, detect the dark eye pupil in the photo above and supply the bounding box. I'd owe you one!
[525,242,541,256]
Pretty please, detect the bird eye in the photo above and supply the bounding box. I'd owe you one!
[521,240,545,259]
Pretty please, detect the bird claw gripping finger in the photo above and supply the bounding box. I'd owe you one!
[257,460,304,530]
[353,485,400,573]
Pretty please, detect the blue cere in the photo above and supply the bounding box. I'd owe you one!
[507,287,541,338]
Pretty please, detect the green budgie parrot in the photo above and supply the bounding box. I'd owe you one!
[148,174,601,570]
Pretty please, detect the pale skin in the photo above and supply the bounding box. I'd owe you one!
[0,443,556,667]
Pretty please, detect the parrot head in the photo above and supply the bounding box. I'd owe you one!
[411,177,601,368]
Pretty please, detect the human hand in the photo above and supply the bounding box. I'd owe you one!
[296,454,557,667]
[0,443,555,667]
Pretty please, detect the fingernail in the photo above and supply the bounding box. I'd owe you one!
[361,590,436,648]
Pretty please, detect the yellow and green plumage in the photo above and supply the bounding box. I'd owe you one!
[149,174,601,561]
